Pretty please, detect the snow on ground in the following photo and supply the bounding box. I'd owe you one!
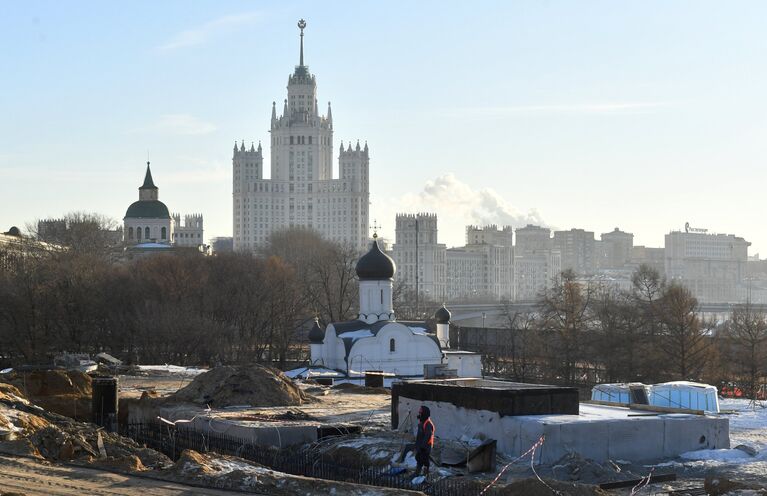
[651,398,767,474]
[137,365,207,376]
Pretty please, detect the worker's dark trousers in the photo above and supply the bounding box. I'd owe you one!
[415,447,431,474]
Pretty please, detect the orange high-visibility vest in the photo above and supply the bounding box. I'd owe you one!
[422,418,435,446]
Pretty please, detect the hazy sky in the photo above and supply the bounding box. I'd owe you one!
[2,1,766,254]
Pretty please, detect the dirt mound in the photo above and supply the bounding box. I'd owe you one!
[496,478,609,496]
[0,383,27,403]
[6,370,91,397]
[165,450,421,495]
[3,371,92,420]
[169,365,305,408]
[332,382,359,390]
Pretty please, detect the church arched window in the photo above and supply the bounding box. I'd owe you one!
[128,227,133,239]
[389,338,396,353]
[161,227,167,240]
[145,227,150,239]
[136,227,142,240]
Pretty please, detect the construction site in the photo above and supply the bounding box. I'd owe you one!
[0,361,765,496]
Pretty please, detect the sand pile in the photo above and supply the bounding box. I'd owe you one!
[169,365,306,408]
[4,370,92,421]
[0,383,27,403]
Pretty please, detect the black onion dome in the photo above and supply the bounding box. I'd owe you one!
[434,304,451,324]
[355,239,396,280]
[308,319,325,344]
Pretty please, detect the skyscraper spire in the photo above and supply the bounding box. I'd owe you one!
[298,19,307,66]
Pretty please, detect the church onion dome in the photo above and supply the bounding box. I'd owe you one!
[308,318,325,344]
[434,304,451,324]
[124,200,171,219]
[356,238,396,281]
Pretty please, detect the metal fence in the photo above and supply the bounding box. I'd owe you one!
[122,421,479,496]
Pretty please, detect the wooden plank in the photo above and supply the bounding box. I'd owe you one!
[582,400,704,416]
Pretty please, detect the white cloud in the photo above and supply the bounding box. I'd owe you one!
[157,12,262,51]
[146,114,217,136]
[375,173,545,247]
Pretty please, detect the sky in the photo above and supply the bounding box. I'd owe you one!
[1,1,766,253]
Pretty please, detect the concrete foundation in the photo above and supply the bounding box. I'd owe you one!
[396,397,730,463]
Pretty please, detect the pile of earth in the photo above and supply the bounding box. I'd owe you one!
[2,370,92,421]
[0,382,171,472]
[161,449,423,496]
[168,364,307,408]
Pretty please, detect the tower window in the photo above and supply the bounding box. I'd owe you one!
[380,289,383,305]
[136,227,142,240]
[308,136,312,144]
[290,136,294,145]
[128,227,133,239]
[145,227,150,239]
[389,338,396,353]
[161,227,167,240]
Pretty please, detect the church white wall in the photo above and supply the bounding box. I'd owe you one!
[346,323,441,376]
[124,218,173,244]
[359,280,394,323]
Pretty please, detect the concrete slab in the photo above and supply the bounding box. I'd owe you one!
[396,398,730,464]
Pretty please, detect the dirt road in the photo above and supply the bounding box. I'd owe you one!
[0,455,248,496]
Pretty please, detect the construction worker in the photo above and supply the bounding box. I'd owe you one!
[414,405,434,476]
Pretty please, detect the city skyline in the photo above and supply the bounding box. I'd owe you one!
[2,2,766,254]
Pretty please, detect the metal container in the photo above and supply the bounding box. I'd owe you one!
[91,376,118,432]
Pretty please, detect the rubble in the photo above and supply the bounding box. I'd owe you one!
[0,382,172,471]
[169,364,307,408]
[161,449,424,495]
[2,370,92,421]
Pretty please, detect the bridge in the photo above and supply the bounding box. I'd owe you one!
[447,301,767,327]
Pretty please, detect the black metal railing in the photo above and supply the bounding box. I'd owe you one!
[121,421,478,495]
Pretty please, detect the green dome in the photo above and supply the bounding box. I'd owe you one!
[124,200,171,219]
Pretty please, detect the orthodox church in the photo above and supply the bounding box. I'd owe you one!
[308,236,482,377]
[123,162,204,249]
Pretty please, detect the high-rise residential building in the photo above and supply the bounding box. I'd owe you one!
[599,227,634,270]
[665,230,750,303]
[391,213,447,301]
[513,225,560,300]
[446,247,486,300]
[466,225,513,247]
[515,224,552,255]
[553,228,596,275]
[233,20,369,252]
[514,250,562,300]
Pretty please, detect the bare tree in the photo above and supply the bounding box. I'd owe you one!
[728,303,767,400]
[657,283,710,380]
[538,270,596,385]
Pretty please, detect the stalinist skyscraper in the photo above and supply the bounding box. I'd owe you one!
[233,20,370,252]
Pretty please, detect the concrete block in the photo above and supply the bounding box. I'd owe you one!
[557,421,610,463]
[663,415,730,457]
[607,417,665,461]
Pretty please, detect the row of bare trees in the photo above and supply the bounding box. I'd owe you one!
[482,267,767,398]
[0,220,361,368]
